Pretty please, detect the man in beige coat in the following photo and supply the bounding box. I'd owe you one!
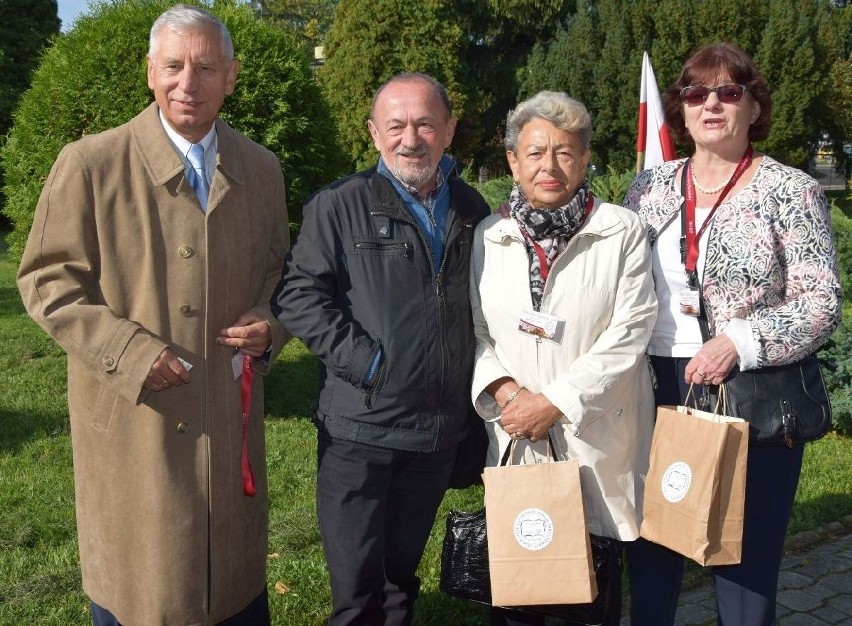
[16,5,289,625]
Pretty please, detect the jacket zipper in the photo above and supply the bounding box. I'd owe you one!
[363,386,374,409]
[370,205,474,413]
[433,221,471,402]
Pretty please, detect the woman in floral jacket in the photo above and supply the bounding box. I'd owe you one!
[623,42,841,626]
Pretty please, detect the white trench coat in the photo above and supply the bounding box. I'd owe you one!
[470,199,657,540]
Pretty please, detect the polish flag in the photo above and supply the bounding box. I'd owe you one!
[636,51,676,173]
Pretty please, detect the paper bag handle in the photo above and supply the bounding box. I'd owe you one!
[684,382,728,416]
[500,432,558,466]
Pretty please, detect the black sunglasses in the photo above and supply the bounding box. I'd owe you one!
[680,84,748,106]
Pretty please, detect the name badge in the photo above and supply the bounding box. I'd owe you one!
[518,309,563,342]
[679,289,701,317]
[232,352,244,380]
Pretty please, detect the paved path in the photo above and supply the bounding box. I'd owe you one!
[620,516,852,625]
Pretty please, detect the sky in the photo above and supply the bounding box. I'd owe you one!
[57,0,89,32]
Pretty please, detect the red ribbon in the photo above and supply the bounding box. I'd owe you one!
[684,145,754,275]
[240,354,256,497]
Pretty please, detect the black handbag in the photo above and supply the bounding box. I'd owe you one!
[440,507,490,603]
[439,439,622,625]
[711,354,831,447]
[694,302,831,447]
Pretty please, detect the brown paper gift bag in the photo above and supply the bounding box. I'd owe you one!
[483,454,597,607]
[640,402,748,566]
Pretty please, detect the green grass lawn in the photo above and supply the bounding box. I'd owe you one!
[1,238,850,625]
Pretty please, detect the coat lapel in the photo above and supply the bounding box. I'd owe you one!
[129,103,186,188]
[129,103,245,214]
[209,118,246,212]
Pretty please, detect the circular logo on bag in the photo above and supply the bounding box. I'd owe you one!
[513,508,554,551]
[661,461,692,503]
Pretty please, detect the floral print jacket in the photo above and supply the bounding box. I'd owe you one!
[624,156,841,368]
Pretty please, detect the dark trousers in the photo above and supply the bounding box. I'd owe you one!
[90,590,270,626]
[627,356,804,626]
[316,432,456,626]
[489,589,623,626]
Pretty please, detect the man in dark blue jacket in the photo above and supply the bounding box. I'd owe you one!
[272,72,489,625]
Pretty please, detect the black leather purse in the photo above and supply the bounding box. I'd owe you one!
[710,354,831,447]
[695,305,831,447]
[439,439,622,624]
[440,507,489,603]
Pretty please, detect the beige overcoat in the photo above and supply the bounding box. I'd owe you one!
[17,103,290,625]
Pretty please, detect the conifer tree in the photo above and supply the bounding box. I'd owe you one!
[0,0,59,137]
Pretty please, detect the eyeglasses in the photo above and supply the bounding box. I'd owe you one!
[680,84,748,106]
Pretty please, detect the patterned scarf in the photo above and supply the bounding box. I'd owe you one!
[509,180,591,310]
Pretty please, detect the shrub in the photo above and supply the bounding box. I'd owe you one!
[589,165,636,205]
[830,203,852,304]
[819,313,852,436]
[0,0,346,260]
[473,175,514,212]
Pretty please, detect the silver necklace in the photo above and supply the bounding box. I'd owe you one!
[691,167,731,194]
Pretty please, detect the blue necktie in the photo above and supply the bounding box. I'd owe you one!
[186,143,209,211]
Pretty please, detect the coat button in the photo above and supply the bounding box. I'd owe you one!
[102,356,115,367]
[179,304,191,315]
[178,245,194,258]
[176,422,188,433]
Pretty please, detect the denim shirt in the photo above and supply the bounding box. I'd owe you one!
[377,154,454,274]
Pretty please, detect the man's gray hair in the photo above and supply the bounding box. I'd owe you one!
[504,91,592,153]
[149,4,234,61]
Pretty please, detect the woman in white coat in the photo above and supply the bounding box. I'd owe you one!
[470,91,658,626]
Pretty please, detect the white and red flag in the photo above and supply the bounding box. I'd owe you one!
[636,51,677,173]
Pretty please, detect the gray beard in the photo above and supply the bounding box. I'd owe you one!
[391,158,435,192]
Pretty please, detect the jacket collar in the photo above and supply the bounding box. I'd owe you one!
[370,165,482,225]
[485,196,626,243]
[129,103,245,190]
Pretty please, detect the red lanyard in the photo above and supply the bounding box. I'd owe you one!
[240,354,257,497]
[522,192,595,284]
[683,145,753,283]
